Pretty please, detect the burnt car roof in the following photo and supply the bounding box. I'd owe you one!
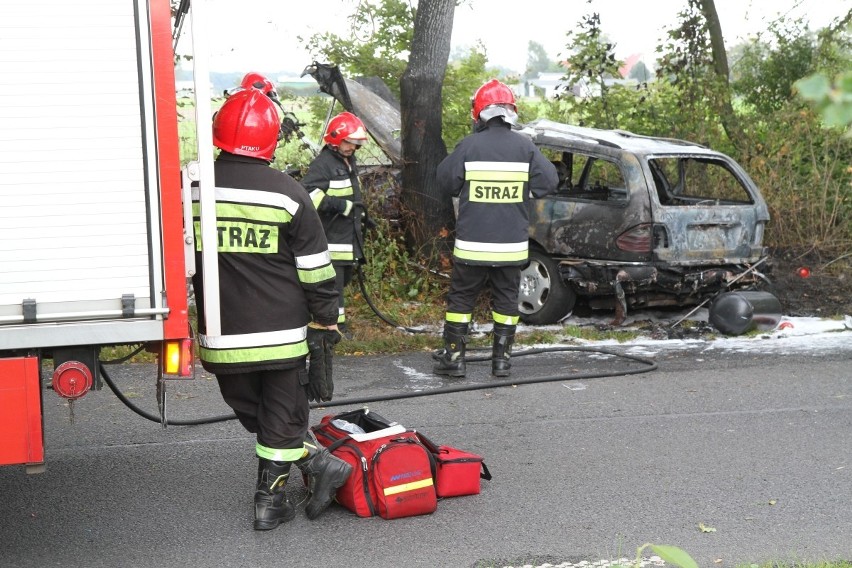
[518,118,722,157]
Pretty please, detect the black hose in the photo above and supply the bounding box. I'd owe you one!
[99,204,656,424]
[312,346,657,409]
[356,263,430,333]
[99,362,235,426]
[98,345,656,425]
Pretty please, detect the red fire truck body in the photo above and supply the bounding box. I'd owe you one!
[0,0,193,471]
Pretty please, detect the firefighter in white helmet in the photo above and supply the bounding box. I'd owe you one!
[192,87,351,531]
[433,79,559,378]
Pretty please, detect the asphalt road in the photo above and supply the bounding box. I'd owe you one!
[1,331,850,568]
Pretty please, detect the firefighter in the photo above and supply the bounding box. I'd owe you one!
[191,88,352,531]
[300,111,369,336]
[433,79,559,378]
[223,71,279,101]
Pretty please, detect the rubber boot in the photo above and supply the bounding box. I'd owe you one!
[254,458,296,531]
[491,323,516,377]
[295,432,353,520]
[433,322,468,377]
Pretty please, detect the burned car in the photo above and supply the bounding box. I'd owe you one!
[516,119,770,324]
[302,64,770,326]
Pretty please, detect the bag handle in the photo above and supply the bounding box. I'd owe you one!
[480,462,492,481]
[414,430,440,454]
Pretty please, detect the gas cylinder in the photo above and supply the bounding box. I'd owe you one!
[708,291,783,336]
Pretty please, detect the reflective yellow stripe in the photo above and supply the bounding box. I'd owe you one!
[256,443,305,462]
[330,250,354,261]
[298,264,336,284]
[327,186,353,197]
[493,312,519,325]
[309,189,326,209]
[446,312,471,323]
[382,477,434,496]
[453,247,528,263]
[199,341,308,364]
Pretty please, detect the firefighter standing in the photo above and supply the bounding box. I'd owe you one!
[300,112,369,336]
[433,79,559,378]
[191,88,351,531]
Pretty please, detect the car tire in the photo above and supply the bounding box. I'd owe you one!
[518,249,576,325]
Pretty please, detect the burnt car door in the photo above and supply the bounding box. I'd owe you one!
[529,147,654,262]
[645,154,768,264]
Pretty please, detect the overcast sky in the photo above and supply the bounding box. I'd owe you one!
[176,0,847,75]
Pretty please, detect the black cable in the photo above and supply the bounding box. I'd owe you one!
[311,346,657,409]
[98,196,656,424]
[98,346,656,425]
[99,362,235,426]
[99,344,146,364]
[350,201,431,334]
[356,263,430,333]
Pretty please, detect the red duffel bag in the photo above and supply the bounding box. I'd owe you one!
[311,409,437,520]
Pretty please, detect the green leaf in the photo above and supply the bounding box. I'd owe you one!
[698,522,717,533]
[795,74,831,101]
[837,71,852,95]
[823,103,852,128]
[649,544,700,568]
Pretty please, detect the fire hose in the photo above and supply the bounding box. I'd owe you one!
[98,345,656,427]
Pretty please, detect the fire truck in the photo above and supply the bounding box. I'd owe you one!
[0,0,212,472]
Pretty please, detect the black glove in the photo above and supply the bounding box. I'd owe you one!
[305,327,342,402]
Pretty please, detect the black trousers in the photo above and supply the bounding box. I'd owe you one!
[446,263,521,318]
[216,366,309,451]
[333,263,354,324]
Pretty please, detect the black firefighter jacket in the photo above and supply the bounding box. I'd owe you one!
[191,152,339,375]
[436,119,559,266]
[300,146,364,266]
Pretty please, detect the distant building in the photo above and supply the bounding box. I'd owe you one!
[525,72,564,98]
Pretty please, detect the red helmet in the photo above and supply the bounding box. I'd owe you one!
[239,72,278,99]
[323,112,368,147]
[213,89,280,161]
[471,79,516,121]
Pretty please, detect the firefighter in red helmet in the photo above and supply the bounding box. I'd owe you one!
[239,71,278,99]
[433,79,558,378]
[224,71,280,102]
[300,111,369,337]
[193,88,352,531]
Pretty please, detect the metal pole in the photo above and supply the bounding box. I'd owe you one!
[189,0,221,336]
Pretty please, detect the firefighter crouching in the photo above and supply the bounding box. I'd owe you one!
[300,112,369,337]
[191,87,351,531]
[434,79,559,378]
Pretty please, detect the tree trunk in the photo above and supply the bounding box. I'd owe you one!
[399,0,454,257]
[698,0,747,151]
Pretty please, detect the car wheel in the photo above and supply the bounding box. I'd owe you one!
[518,250,576,325]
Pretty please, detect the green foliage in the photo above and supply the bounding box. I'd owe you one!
[745,103,852,250]
[301,0,494,150]
[542,4,729,152]
[554,10,624,128]
[524,40,562,80]
[300,0,416,100]
[357,170,445,308]
[640,543,699,568]
[796,70,852,132]
[732,18,819,115]
[442,46,494,147]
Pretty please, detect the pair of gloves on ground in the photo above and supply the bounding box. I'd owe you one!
[305,326,343,403]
